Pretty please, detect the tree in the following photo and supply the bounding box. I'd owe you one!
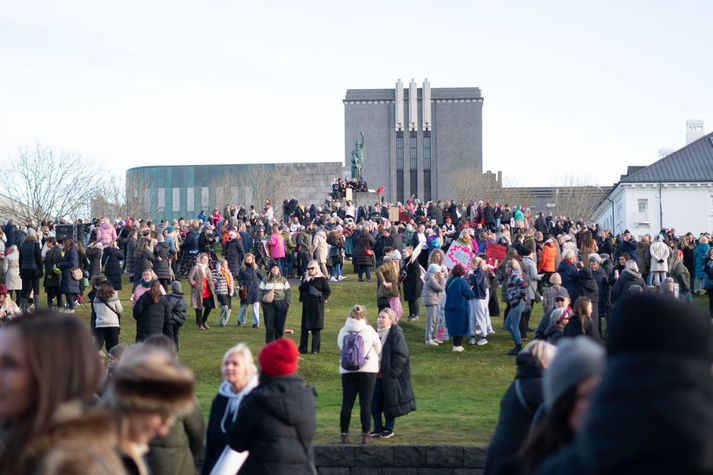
[549,174,605,221]
[0,145,107,224]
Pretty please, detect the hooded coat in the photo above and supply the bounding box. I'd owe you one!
[227,375,317,475]
[43,246,63,289]
[556,260,578,303]
[576,268,599,320]
[95,222,117,246]
[101,246,124,291]
[132,291,171,342]
[611,268,645,304]
[484,353,545,475]
[694,242,710,279]
[649,241,670,273]
[352,230,376,268]
[153,240,173,281]
[445,276,475,337]
[379,324,416,419]
[298,275,331,330]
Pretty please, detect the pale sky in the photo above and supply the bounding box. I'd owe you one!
[1,0,711,187]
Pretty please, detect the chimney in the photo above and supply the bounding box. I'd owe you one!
[686,119,704,145]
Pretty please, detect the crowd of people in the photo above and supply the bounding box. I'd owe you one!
[1,187,713,474]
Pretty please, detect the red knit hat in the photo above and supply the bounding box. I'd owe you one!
[259,339,299,377]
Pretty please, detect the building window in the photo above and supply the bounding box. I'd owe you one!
[638,199,648,212]
[396,133,404,201]
[409,135,418,197]
[709,195,713,216]
[172,188,180,212]
[143,189,151,213]
[423,136,431,201]
[186,187,194,212]
[157,188,165,210]
[201,187,210,209]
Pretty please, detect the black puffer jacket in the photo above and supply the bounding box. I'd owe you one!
[101,247,124,291]
[228,375,317,475]
[380,324,416,419]
[153,241,173,280]
[576,268,599,320]
[485,352,544,475]
[132,292,171,342]
[610,269,645,304]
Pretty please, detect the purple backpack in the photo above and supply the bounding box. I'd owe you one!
[341,331,367,371]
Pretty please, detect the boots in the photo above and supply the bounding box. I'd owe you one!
[508,344,522,356]
[18,298,27,313]
[340,433,350,444]
[361,433,369,444]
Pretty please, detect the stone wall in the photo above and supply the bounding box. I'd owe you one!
[275,162,343,205]
[314,445,487,475]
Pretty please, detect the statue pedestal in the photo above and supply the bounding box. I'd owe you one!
[351,191,382,209]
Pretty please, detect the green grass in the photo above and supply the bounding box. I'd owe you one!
[76,265,541,445]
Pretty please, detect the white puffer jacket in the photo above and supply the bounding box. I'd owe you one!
[337,317,381,375]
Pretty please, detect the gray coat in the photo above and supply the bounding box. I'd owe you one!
[422,270,446,306]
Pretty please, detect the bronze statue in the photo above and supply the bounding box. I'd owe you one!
[350,131,365,180]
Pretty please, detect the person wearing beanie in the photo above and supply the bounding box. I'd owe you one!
[165,280,187,350]
[228,338,317,474]
[538,294,713,475]
[516,336,605,474]
[103,344,196,475]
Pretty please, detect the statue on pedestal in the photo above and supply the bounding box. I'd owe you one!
[350,131,365,180]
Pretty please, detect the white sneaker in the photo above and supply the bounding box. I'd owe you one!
[488,330,496,336]
[452,346,465,352]
[338,275,346,281]
[433,338,443,345]
[425,339,439,346]
[329,276,338,282]
[475,329,482,336]
[468,337,477,345]
[477,338,488,346]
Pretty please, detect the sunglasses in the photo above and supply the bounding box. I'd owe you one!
[308,267,317,270]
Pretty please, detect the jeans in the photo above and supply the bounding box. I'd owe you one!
[46,287,62,308]
[425,304,441,342]
[331,261,342,279]
[273,258,285,277]
[371,378,395,433]
[238,302,260,326]
[694,277,706,293]
[504,300,525,346]
[20,270,40,307]
[356,265,372,281]
[94,326,119,352]
[340,372,377,434]
[263,301,288,343]
[285,253,294,277]
[218,304,231,326]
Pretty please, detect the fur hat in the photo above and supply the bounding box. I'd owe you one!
[108,345,195,416]
[549,272,562,285]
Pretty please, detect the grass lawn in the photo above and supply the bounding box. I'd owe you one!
[77,264,546,445]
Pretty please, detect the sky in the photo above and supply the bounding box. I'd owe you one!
[1,0,711,187]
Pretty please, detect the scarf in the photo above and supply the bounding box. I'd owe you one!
[377,325,390,348]
[140,279,152,288]
[220,267,233,294]
[217,376,258,434]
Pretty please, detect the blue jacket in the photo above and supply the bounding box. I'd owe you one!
[695,243,710,279]
[445,276,475,337]
[469,269,488,300]
[557,260,578,302]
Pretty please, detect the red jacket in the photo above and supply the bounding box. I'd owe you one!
[538,242,557,273]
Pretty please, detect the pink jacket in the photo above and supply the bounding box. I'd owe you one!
[267,233,285,259]
[95,222,117,245]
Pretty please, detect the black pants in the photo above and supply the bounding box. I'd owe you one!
[520,300,533,338]
[46,287,62,308]
[20,270,40,304]
[195,306,212,326]
[299,322,321,354]
[94,327,120,352]
[453,336,464,347]
[263,302,288,343]
[340,372,377,434]
[164,322,180,350]
[159,278,171,293]
[708,291,713,318]
[407,298,420,318]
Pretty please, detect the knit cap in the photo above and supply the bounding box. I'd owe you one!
[171,280,183,294]
[427,263,441,274]
[543,336,605,409]
[259,338,299,377]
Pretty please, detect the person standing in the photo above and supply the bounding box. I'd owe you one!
[188,253,215,330]
[58,239,81,312]
[649,234,670,286]
[213,259,234,327]
[423,263,446,346]
[402,246,423,322]
[93,279,123,352]
[258,262,291,343]
[227,339,317,474]
[337,305,382,444]
[504,260,528,355]
[369,308,416,439]
[101,240,124,291]
[267,224,286,276]
[298,260,331,354]
[18,228,43,312]
[445,264,475,352]
[42,237,63,310]
[132,280,171,342]
[237,253,263,328]
[375,254,402,320]
[469,257,492,346]
[203,344,259,475]
[165,280,187,350]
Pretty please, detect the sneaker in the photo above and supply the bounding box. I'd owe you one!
[425,339,439,346]
[475,329,482,336]
[408,315,419,321]
[508,345,522,355]
[368,431,382,438]
[252,324,259,329]
[381,430,395,439]
[433,338,443,345]
[452,346,465,352]
[329,276,338,282]
[236,321,242,327]
[487,330,496,336]
[338,275,346,281]
[477,338,488,346]
[468,337,477,345]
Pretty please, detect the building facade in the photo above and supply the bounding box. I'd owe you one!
[592,130,713,236]
[125,162,342,221]
[344,79,483,203]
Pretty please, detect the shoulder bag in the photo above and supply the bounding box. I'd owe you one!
[262,283,275,303]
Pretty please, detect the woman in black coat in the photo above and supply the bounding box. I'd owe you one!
[298,260,331,354]
[575,268,599,322]
[18,231,43,311]
[236,253,264,328]
[588,257,610,336]
[85,242,103,279]
[153,237,173,290]
[563,297,601,343]
[352,226,376,282]
[484,342,554,475]
[58,239,81,310]
[132,237,155,286]
[132,280,171,342]
[101,243,124,291]
[370,307,416,438]
[402,247,423,321]
[225,234,244,278]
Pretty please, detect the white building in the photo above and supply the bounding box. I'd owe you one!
[592,129,713,237]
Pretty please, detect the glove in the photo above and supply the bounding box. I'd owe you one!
[53,266,61,275]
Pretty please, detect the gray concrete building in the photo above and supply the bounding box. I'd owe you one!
[344,79,483,203]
